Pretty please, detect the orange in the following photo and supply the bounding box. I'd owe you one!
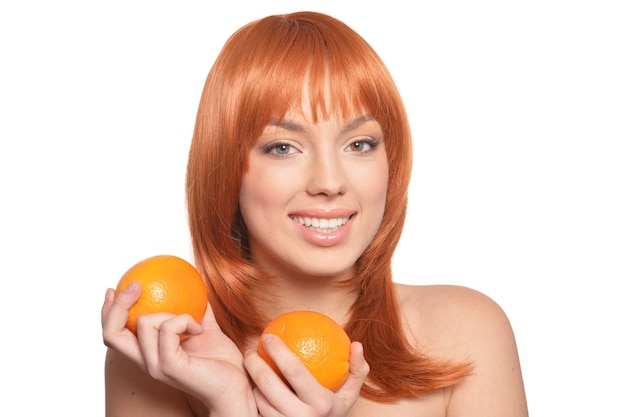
[115,254,208,335]
[258,310,351,392]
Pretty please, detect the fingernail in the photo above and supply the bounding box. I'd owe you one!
[262,333,274,345]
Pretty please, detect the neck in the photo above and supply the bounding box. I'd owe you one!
[258,269,359,326]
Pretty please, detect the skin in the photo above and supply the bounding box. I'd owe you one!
[102,104,528,416]
[238,109,388,304]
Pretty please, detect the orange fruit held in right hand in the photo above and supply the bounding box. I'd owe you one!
[258,310,351,392]
[114,255,208,335]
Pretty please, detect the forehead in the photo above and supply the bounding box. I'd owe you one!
[270,80,369,126]
[265,104,378,137]
[270,109,375,127]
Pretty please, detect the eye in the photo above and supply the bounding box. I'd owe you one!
[344,138,380,153]
[262,141,299,157]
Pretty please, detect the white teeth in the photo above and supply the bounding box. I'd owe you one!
[292,216,349,233]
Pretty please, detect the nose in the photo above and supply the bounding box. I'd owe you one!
[306,152,347,197]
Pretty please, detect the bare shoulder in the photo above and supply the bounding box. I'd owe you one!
[394,284,528,416]
[395,284,512,347]
[105,348,204,417]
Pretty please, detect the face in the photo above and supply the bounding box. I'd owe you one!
[239,107,389,281]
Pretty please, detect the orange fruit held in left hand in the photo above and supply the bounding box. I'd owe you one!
[258,310,351,392]
[114,254,208,335]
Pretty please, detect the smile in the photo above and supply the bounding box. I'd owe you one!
[290,216,350,233]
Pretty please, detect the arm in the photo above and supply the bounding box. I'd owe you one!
[105,348,198,417]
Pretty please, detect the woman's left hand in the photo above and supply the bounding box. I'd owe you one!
[244,334,370,416]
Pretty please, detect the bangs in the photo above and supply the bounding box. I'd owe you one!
[222,13,393,130]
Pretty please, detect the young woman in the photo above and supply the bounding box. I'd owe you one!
[102,11,528,417]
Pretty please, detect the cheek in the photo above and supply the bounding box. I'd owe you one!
[374,166,389,217]
[365,160,389,231]
[361,160,389,207]
[239,172,268,220]
[239,166,296,222]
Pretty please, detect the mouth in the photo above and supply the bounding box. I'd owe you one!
[290,215,352,234]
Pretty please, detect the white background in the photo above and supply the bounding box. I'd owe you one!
[1,1,624,415]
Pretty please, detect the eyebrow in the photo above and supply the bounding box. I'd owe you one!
[342,115,375,133]
[266,115,375,133]
[266,119,306,133]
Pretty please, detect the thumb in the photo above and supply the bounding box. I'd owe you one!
[198,301,223,333]
[336,341,370,399]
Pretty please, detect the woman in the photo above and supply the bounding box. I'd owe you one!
[102,11,528,417]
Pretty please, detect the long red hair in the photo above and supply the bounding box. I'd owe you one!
[186,11,471,400]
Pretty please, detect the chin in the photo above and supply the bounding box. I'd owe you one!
[296,261,356,281]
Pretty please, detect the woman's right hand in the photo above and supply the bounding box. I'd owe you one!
[101,282,258,416]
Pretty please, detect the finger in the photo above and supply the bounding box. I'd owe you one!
[335,341,370,402]
[292,341,368,413]
[158,313,203,366]
[252,334,325,411]
[101,284,146,369]
[252,386,282,417]
[101,281,141,331]
[135,312,177,376]
[100,288,116,325]
[136,313,205,393]
[244,339,292,388]
[198,301,222,334]
[244,342,299,407]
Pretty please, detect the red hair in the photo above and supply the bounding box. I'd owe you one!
[186,11,472,400]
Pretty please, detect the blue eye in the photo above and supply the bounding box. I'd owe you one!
[262,142,297,156]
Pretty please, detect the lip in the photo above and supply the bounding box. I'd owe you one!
[289,208,356,218]
[289,208,356,247]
